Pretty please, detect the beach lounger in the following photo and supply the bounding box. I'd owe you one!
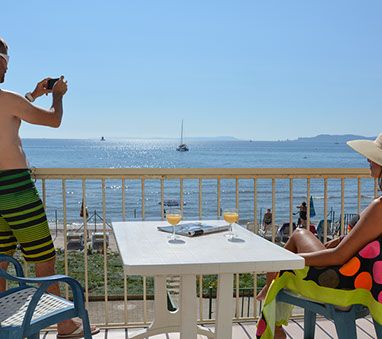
[258,225,280,242]
[277,222,297,243]
[92,232,109,250]
[66,232,84,251]
[246,222,258,233]
[316,219,334,243]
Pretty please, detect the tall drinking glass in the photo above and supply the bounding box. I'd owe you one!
[166,209,182,242]
[223,208,239,239]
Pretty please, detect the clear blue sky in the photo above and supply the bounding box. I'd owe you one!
[2,1,381,140]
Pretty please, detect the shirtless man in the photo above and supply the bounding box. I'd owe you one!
[0,37,98,337]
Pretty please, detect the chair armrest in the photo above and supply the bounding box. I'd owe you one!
[0,255,87,329]
[0,265,72,285]
[0,254,26,283]
[3,272,81,286]
[0,255,84,299]
[22,275,86,330]
[0,255,87,330]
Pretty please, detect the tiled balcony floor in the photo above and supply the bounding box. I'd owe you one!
[40,316,378,338]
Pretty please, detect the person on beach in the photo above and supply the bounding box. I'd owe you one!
[256,132,382,338]
[0,38,99,337]
[296,201,307,228]
[262,208,272,233]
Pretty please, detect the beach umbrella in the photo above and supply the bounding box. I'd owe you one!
[309,196,316,218]
[157,199,186,207]
[80,200,89,218]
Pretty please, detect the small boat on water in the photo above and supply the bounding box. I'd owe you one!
[177,143,189,152]
[176,120,189,152]
[100,136,105,141]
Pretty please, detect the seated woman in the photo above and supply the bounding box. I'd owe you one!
[256,132,382,339]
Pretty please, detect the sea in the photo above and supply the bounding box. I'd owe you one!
[22,138,375,229]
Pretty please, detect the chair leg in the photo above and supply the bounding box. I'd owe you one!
[332,312,357,339]
[303,309,316,339]
[81,310,92,339]
[373,318,382,339]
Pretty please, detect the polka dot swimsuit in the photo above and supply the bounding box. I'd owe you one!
[304,237,382,303]
[256,236,382,338]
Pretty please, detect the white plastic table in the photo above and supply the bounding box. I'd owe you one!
[112,219,305,339]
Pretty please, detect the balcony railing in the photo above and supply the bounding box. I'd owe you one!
[28,167,375,327]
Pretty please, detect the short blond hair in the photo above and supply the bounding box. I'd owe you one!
[0,38,9,53]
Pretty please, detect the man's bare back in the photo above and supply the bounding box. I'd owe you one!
[0,90,30,170]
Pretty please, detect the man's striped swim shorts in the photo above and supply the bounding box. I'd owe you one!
[0,169,56,263]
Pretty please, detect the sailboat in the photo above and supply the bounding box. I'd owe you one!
[176,120,189,152]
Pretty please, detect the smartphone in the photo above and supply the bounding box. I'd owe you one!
[47,78,59,90]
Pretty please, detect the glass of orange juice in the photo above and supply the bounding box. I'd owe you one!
[166,209,182,241]
[223,208,239,239]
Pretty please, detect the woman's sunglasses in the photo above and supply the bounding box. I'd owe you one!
[0,53,9,64]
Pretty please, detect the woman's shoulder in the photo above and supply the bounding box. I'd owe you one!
[371,196,382,207]
[362,197,382,225]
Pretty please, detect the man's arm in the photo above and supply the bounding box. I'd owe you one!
[10,76,67,128]
[25,77,53,102]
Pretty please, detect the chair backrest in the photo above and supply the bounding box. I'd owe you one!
[246,222,255,233]
[258,225,281,241]
[278,222,296,235]
[265,225,280,235]
[316,219,333,235]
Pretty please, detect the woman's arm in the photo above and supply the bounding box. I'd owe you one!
[300,197,382,267]
[324,237,341,249]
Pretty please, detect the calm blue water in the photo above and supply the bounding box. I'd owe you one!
[24,138,365,169]
[22,138,374,226]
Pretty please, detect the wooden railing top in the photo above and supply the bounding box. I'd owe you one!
[33,167,371,180]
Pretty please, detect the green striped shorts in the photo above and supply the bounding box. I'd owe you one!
[0,169,56,263]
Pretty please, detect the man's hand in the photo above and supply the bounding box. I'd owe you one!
[31,77,53,100]
[53,76,68,96]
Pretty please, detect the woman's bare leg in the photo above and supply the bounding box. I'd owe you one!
[284,227,325,253]
[256,271,278,300]
[257,229,325,337]
[275,325,287,339]
[256,228,325,301]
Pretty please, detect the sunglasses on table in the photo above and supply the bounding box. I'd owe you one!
[0,53,9,64]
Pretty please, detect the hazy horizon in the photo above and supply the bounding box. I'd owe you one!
[21,133,377,142]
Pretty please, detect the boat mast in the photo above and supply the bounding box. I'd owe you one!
[180,119,184,144]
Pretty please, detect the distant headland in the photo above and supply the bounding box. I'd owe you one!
[285,134,376,143]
